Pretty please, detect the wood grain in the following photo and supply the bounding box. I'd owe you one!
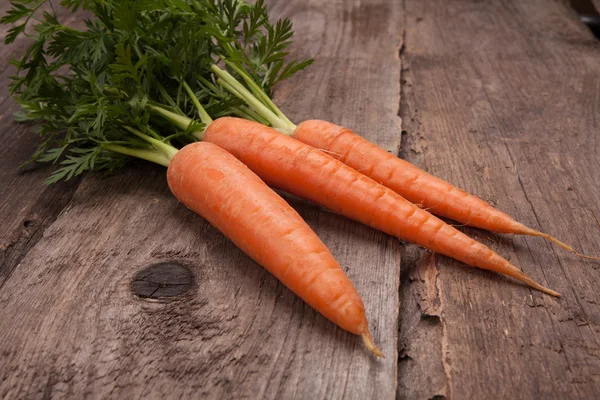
[0,0,402,398]
[3,0,597,398]
[0,8,83,289]
[398,0,600,398]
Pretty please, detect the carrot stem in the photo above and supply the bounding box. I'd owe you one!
[216,79,246,105]
[230,107,254,121]
[123,126,178,160]
[103,144,172,167]
[219,80,281,129]
[211,65,293,131]
[223,60,295,127]
[231,105,271,126]
[148,105,206,142]
[182,81,213,125]
[148,105,190,130]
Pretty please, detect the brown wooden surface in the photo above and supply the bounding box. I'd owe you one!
[0,0,401,399]
[398,0,600,398]
[0,3,82,290]
[0,0,599,399]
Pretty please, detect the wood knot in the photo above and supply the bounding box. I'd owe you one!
[131,262,195,299]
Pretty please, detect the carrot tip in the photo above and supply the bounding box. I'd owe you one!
[538,286,561,298]
[573,253,600,262]
[361,330,384,358]
[515,271,561,297]
[544,233,600,262]
[527,229,574,252]
[528,230,600,261]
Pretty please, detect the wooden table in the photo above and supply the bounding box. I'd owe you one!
[1,0,599,398]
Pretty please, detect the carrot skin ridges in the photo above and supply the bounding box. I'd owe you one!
[167,142,378,346]
[204,118,558,296]
[293,120,530,234]
[293,121,598,261]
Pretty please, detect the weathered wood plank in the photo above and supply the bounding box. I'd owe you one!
[266,0,404,396]
[398,0,600,398]
[0,7,83,289]
[0,0,402,398]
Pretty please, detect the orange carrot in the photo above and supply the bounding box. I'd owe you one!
[167,142,382,356]
[211,63,597,261]
[293,120,598,260]
[202,117,560,297]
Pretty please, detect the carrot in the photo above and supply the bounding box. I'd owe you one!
[211,63,598,261]
[198,117,559,297]
[292,120,599,260]
[294,120,523,231]
[167,142,382,356]
[6,2,382,357]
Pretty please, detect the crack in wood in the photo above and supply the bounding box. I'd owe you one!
[0,176,81,290]
[399,0,600,398]
[397,15,449,396]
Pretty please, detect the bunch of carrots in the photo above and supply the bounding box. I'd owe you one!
[3,0,597,357]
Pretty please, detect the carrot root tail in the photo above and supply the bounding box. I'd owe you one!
[525,229,600,262]
[572,252,600,261]
[513,270,561,297]
[361,330,384,358]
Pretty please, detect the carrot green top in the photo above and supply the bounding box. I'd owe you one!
[1,0,311,182]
